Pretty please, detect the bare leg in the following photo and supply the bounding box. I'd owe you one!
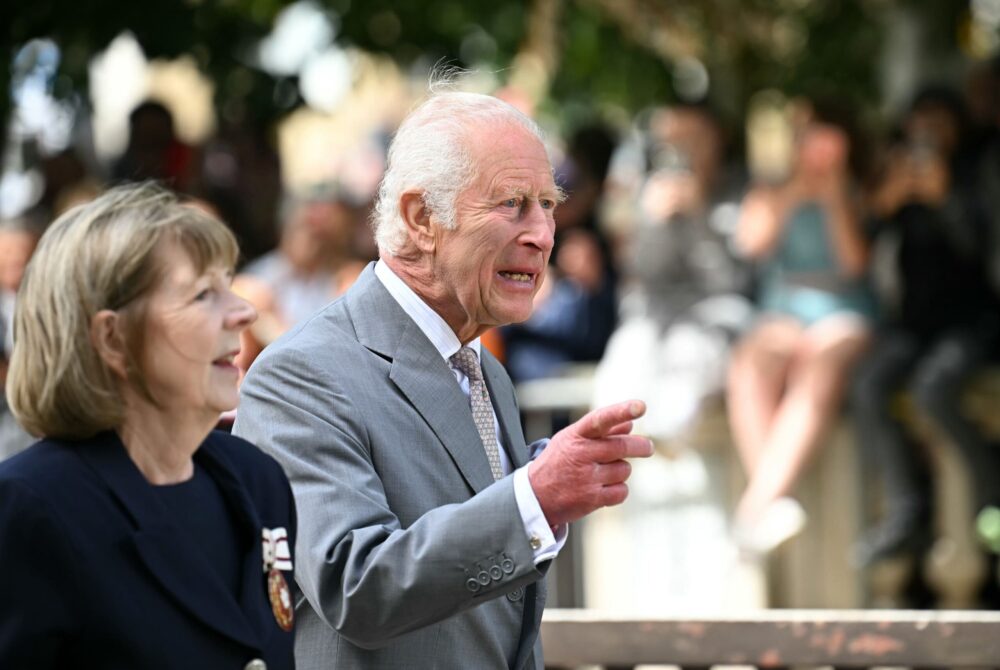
[736,315,871,523]
[727,318,801,475]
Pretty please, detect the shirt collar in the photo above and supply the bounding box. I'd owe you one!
[374,259,481,361]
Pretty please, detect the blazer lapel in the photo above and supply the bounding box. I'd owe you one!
[77,432,260,650]
[196,436,274,642]
[347,265,496,494]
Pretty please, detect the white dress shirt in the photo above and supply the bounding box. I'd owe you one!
[375,260,566,563]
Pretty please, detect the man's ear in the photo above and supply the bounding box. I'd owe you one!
[90,309,128,379]
[399,190,437,254]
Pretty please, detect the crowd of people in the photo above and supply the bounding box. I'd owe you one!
[0,59,999,648]
[505,65,1000,606]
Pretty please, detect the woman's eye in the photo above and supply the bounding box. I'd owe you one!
[194,289,212,301]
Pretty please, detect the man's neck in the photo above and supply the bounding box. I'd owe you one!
[380,255,483,344]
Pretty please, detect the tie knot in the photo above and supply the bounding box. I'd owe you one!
[450,346,483,381]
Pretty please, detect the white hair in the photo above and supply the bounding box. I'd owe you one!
[372,90,545,255]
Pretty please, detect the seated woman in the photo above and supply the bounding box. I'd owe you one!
[0,184,296,669]
[727,102,875,555]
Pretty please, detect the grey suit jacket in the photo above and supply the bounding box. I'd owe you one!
[234,264,548,670]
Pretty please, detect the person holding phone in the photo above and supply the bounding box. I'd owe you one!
[852,89,1000,606]
[727,99,875,555]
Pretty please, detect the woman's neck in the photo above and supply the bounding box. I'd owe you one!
[118,398,217,485]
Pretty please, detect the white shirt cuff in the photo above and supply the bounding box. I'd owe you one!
[513,465,568,564]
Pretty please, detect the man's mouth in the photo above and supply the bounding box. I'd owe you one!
[498,271,535,284]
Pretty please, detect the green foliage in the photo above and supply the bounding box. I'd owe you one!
[547,3,673,127]
[0,0,979,149]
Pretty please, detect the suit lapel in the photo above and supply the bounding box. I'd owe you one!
[196,436,274,642]
[480,349,528,470]
[77,432,260,650]
[348,265,497,493]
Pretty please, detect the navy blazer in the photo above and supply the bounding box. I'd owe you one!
[0,430,296,670]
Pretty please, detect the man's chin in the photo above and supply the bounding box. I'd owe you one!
[502,307,535,325]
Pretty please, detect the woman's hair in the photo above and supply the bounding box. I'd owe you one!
[7,182,239,439]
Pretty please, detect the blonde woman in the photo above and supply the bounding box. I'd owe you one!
[0,184,296,669]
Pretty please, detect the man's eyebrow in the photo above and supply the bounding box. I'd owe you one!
[497,184,567,203]
[497,185,529,198]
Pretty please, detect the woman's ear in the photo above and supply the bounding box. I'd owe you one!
[399,190,437,254]
[90,309,128,379]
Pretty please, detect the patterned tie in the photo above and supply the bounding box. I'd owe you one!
[450,346,504,481]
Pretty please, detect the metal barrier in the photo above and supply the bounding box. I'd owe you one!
[541,608,1000,669]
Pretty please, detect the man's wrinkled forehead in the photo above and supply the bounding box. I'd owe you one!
[464,122,559,189]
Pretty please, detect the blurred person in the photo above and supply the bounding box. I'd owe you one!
[233,183,366,370]
[727,102,875,555]
[113,100,198,192]
[0,184,297,668]
[234,89,652,670]
[501,123,619,382]
[852,89,1000,591]
[594,102,753,441]
[0,216,41,459]
[199,121,284,263]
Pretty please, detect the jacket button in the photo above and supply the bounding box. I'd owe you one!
[500,557,515,574]
[489,565,503,581]
[466,578,481,593]
[244,660,267,670]
[506,587,524,602]
[476,571,491,585]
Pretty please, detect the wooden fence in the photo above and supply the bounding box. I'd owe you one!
[541,608,1000,669]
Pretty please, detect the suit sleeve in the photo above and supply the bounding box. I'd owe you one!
[233,345,546,649]
[0,479,80,668]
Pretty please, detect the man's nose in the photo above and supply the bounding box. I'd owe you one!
[521,201,555,253]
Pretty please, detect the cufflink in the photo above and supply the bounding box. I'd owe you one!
[529,535,542,550]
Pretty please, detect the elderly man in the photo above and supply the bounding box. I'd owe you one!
[234,90,651,669]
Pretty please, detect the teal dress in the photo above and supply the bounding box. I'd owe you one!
[758,202,876,325]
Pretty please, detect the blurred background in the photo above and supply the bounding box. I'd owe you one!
[5,0,1000,617]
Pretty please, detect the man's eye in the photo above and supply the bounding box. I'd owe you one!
[503,198,519,208]
[540,199,555,210]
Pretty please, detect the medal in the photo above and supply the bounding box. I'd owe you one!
[262,527,294,632]
[267,567,294,632]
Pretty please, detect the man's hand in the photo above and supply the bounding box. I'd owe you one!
[527,400,653,527]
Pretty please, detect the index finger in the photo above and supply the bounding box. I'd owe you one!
[575,400,646,439]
